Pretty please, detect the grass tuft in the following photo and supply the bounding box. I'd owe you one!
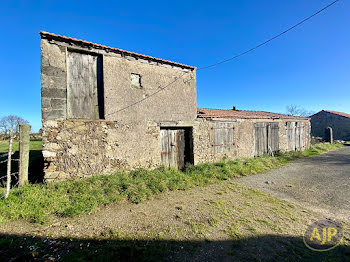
[0,143,343,224]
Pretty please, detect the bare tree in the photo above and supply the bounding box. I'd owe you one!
[0,116,30,136]
[286,105,315,118]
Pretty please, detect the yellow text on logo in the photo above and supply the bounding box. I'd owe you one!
[310,227,337,245]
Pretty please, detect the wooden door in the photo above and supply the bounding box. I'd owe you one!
[268,122,279,154]
[296,122,304,150]
[287,122,296,151]
[287,122,305,151]
[160,129,185,169]
[255,122,279,156]
[213,121,234,153]
[255,122,268,156]
[67,51,100,119]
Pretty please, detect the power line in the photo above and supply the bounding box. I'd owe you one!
[197,0,339,71]
[108,0,339,115]
[105,72,190,116]
[46,0,340,126]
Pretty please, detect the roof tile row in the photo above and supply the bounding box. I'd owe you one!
[197,108,308,120]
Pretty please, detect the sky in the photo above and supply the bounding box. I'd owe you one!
[0,0,349,132]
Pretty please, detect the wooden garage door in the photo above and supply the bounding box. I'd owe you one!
[160,129,185,169]
[255,122,279,156]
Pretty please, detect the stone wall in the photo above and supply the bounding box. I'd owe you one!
[41,34,197,181]
[41,39,67,120]
[42,119,160,181]
[42,117,310,181]
[311,111,350,141]
[40,37,197,123]
[193,118,311,165]
[103,55,197,122]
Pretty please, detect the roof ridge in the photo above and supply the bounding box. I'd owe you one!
[322,110,350,119]
[197,107,308,120]
[198,107,287,114]
[39,31,196,70]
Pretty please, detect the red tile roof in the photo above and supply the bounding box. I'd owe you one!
[312,110,350,119]
[39,31,196,70]
[197,108,309,120]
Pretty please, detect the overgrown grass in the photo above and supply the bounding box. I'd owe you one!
[0,143,343,224]
[0,140,43,153]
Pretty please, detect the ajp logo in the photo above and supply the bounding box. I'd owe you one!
[303,219,343,251]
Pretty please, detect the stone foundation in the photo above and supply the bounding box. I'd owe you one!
[42,119,160,181]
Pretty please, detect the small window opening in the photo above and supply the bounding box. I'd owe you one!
[131,73,142,89]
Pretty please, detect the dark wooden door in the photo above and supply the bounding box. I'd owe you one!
[160,129,185,169]
[67,51,100,119]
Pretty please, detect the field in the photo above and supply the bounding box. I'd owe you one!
[0,140,44,184]
[0,140,43,153]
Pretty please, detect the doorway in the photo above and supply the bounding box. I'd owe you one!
[160,127,193,169]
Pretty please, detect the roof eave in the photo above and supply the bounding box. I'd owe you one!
[39,31,196,70]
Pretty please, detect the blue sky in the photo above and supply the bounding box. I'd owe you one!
[0,0,349,132]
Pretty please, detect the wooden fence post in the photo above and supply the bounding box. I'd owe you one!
[19,124,30,186]
[4,129,13,199]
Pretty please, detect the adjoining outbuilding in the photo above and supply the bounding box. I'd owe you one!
[194,108,310,164]
[40,32,311,181]
[310,110,350,141]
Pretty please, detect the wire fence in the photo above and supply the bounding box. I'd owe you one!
[0,155,20,189]
[1,125,31,198]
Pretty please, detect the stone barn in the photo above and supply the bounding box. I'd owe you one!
[40,31,311,181]
[310,110,350,141]
[194,108,311,164]
[40,31,196,181]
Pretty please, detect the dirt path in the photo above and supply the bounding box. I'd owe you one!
[237,147,350,221]
[0,177,349,261]
[1,147,350,260]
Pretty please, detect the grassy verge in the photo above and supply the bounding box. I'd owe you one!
[0,143,343,224]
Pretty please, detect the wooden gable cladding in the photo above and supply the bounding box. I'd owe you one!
[254,122,279,156]
[67,51,104,120]
[212,121,234,153]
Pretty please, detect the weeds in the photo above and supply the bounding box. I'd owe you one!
[0,143,343,224]
[208,216,219,227]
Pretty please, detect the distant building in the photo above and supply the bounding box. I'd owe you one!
[310,110,350,141]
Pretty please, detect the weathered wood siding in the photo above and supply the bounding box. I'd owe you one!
[67,51,100,119]
[213,121,234,153]
[160,129,185,169]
